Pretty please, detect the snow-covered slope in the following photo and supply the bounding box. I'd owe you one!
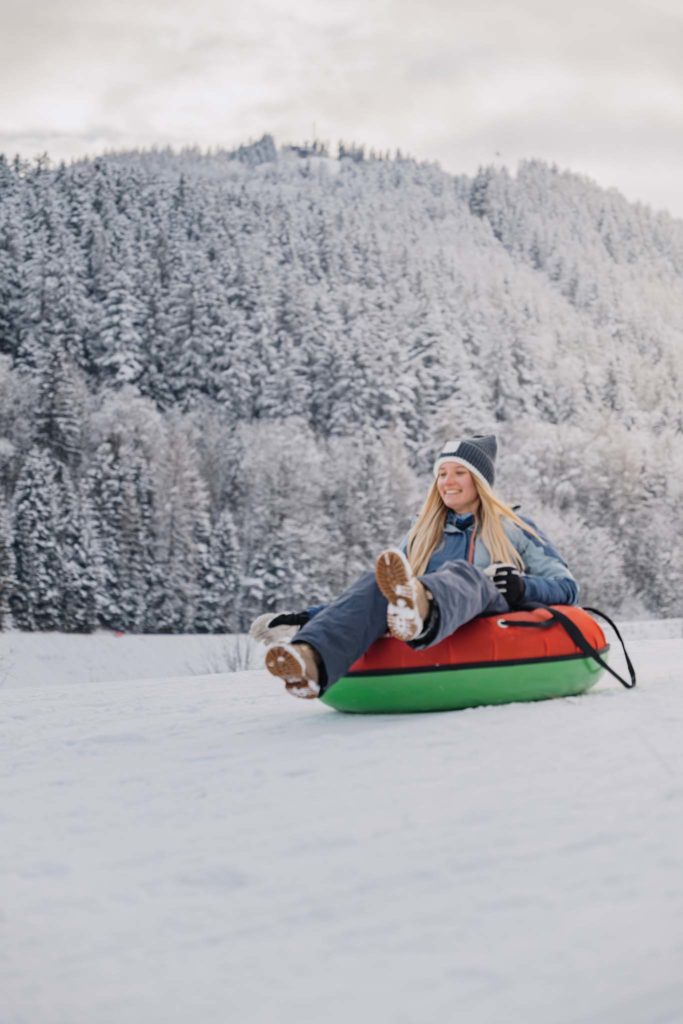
[2,621,680,689]
[2,633,682,1024]
[0,630,262,687]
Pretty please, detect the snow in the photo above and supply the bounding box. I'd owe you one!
[0,631,261,688]
[2,627,682,1024]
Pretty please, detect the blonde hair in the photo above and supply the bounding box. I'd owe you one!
[406,472,541,576]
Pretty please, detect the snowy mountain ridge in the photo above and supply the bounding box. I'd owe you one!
[0,137,682,632]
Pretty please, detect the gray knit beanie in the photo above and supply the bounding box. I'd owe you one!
[432,434,498,487]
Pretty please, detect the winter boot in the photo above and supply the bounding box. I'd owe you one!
[265,641,321,699]
[375,548,430,642]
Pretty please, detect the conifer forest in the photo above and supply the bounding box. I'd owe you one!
[1,136,682,632]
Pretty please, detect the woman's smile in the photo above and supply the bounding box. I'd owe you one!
[437,463,479,515]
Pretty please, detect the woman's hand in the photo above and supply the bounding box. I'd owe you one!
[249,611,311,644]
[485,564,527,608]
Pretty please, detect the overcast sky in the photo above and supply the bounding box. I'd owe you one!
[2,0,682,217]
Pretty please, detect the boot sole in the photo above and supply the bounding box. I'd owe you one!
[375,549,424,642]
[265,644,319,699]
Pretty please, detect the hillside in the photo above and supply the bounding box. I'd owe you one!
[1,137,682,628]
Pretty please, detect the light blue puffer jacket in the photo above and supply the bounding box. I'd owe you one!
[406,509,578,606]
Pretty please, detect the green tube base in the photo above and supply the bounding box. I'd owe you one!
[320,652,607,714]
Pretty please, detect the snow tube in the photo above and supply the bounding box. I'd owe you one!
[320,605,608,714]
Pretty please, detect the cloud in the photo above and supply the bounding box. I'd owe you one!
[1,0,682,216]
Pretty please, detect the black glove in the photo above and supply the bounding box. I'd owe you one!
[268,611,311,628]
[249,610,312,644]
[490,565,526,608]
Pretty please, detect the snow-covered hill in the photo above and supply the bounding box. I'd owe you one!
[2,633,682,1024]
[2,143,683,634]
[0,630,262,688]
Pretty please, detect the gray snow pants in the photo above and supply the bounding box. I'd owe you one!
[294,560,509,690]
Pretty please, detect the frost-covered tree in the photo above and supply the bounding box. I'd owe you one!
[95,265,145,386]
[194,508,241,632]
[59,474,101,632]
[10,447,63,629]
[0,201,25,359]
[34,349,86,468]
[529,504,629,610]
[238,418,330,622]
[0,498,15,628]
[146,419,211,632]
[88,438,152,631]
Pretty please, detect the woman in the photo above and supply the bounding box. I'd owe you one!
[259,434,577,699]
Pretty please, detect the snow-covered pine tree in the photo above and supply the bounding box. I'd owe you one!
[238,417,330,622]
[0,497,15,628]
[146,419,211,632]
[306,291,347,432]
[58,473,101,632]
[529,504,629,610]
[194,508,241,632]
[188,402,245,515]
[36,222,92,371]
[88,438,149,631]
[10,446,63,629]
[214,309,256,425]
[136,255,174,407]
[34,347,86,469]
[94,264,145,386]
[0,191,26,360]
[163,252,214,406]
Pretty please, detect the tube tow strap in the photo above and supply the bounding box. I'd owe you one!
[499,603,637,689]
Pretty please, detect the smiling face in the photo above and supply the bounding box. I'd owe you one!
[436,461,480,515]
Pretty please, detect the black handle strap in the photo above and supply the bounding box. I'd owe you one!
[582,606,637,689]
[499,603,637,689]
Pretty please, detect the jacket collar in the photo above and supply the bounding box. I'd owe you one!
[444,510,476,533]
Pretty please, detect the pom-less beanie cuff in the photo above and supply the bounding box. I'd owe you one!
[433,434,497,487]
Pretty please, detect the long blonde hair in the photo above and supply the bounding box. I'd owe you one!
[406,472,541,575]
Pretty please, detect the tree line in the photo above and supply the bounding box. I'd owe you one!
[0,138,681,630]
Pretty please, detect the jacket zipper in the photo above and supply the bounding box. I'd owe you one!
[467,524,477,564]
